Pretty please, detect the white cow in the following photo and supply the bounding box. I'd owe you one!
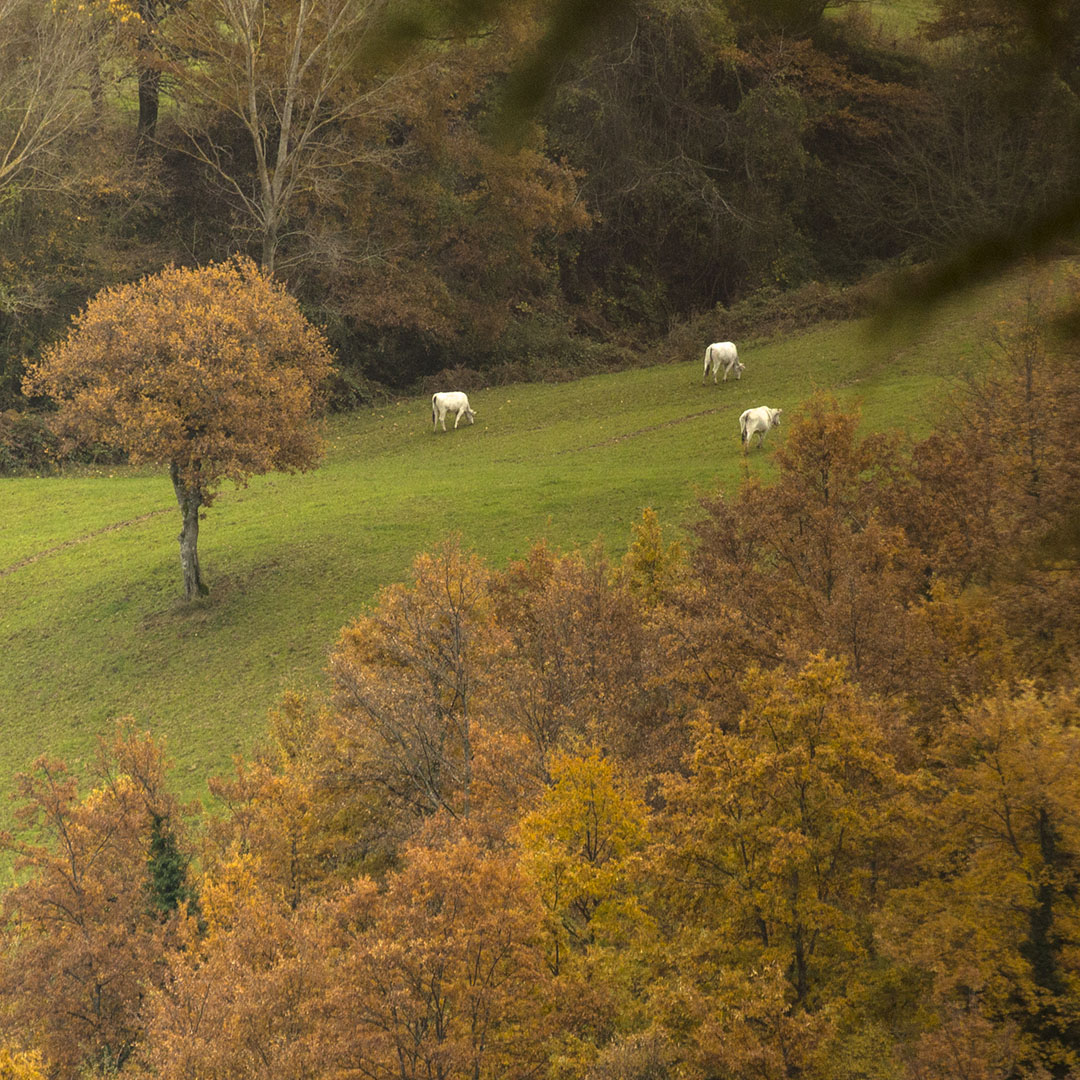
[739,406,782,449]
[702,341,744,384]
[432,391,476,431]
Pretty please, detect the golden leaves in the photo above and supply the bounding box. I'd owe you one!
[24,256,335,497]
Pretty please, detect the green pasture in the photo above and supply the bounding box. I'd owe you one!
[825,0,931,42]
[0,267,1055,809]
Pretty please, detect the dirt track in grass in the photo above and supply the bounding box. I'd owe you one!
[0,507,173,579]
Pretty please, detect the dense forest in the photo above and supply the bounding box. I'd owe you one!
[5,0,1080,1077]
[3,0,1079,422]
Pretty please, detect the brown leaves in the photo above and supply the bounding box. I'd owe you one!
[0,726,194,1077]
[23,256,334,500]
[23,256,335,595]
[331,838,554,1080]
[329,537,506,825]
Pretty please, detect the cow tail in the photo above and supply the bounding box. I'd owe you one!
[431,394,437,428]
[739,415,747,444]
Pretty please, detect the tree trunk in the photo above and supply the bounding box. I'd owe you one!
[171,465,208,599]
[135,0,161,156]
[136,62,161,155]
[89,58,104,129]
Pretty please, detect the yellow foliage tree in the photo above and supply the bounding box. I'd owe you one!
[23,256,334,598]
[885,683,1080,1077]
[516,749,657,1072]
[517,749,654,976]
[655,654,919,1076]
[0,1045,46,1080]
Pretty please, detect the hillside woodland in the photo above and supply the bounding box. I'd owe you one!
[4,0,1080,1077]
[2,0,1079,429]
[4,304,1080,1078]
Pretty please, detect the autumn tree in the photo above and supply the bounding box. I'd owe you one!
[329,538,506,827]
[517,750,653,975]
[653,655,918,1076]
[46,0,176,151]
[160,0,588,384]
[128,0,184,152]
[515,748,656,1070]
[199,691,387,909]
[488,538,675,778]
[141,853,333,1080]
[166,0,393,273]
[889,288,1080,687]
[884,683,1080,1079]
[23,257,334,598]
[609,508,683,613]
[0,726,194,1077]
[328,836,555,1080]
[672,393,925,720]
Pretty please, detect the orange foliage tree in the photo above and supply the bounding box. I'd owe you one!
[141,852,333,1080]
[685,394,924,699]
[0,726,195,1077]
[23,256,335,598]
[199,690,391,909]
[329,538,507,826]
[488,536,674,778]
[327,836,555,1080]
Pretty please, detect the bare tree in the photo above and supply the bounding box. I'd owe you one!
[0,0,101,196]
[168,0,401,272]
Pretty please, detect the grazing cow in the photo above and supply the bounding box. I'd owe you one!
[739,406,782,449]
[432,391,476,431]
[702,341,744,384]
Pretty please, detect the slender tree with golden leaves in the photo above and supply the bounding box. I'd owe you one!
[654,655,919,1076]
[24,257,334,598]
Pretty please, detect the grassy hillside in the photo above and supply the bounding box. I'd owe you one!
[0,267,1056,808]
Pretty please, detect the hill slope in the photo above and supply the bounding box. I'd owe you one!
[0,268,1054,804]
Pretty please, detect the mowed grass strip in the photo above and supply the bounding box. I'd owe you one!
[0,268,1053,806]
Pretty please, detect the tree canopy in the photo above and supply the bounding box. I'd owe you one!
[23,257,335,596]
